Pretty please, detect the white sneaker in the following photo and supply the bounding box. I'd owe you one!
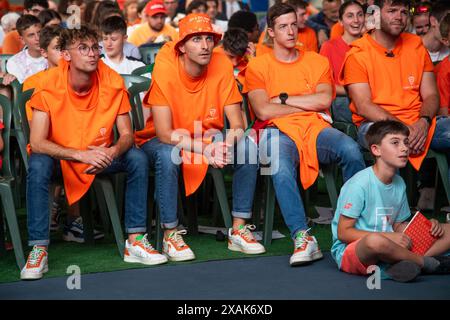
[163,230,195,262]
[417,187,436,211]
[289,230,323,266]
[20,246,49,280]
[124,234,168,265]
[228,224,266,254]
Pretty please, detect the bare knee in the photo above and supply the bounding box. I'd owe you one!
[363,233,391,254]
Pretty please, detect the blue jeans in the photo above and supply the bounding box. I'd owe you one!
[26,147,149,246]
[260,127,365,238]
[358,117,450,183]
[331,96,352,123]
[140,136,258,229]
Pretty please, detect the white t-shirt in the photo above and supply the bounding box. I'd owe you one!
[428,46,450,63]
[214,19,228,33]
[6,48,48,83]
[100,41,142,61]
[101,54,145,75]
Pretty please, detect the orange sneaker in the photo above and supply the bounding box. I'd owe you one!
[124,234,168,265]
[290,230,323,266]
[163,230,195,262]
[20,246,48,280]
[228,224,266,254]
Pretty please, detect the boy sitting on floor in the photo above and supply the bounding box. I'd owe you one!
[332,120,450,282]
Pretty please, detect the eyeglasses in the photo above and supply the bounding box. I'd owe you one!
[67,44,102,56]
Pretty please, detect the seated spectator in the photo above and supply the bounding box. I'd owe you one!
[135,13,265,262]
[329,0,368,39]
[20,25,165,281]
[434,13,449,116]
[228,10,260,43]
[164,0,185,29]
[320,0,365,122]
[0,11,20,49]
[206,0,228,33]
[124,0,141,27]
[129,0,178,46]
[6,15,47,83]
[57,0,86,25]
[245,3,365,267]
[411,2,431,36]
[38,9,62,27]
[186,0,207,14]
[3,0,49,55]
[422,1,450,63]
[257,0,318,56]
[332,120,450,282]
[127,0,149,36]
[307,0,341,47]
[101,16,145,74]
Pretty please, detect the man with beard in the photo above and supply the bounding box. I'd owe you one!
[341,0,449,194]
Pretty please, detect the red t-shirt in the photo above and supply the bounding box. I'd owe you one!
[320,36,350,85]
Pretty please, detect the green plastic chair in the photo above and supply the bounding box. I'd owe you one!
[138,43,164,65]
[0,54,13,73]
[0,94,25,269]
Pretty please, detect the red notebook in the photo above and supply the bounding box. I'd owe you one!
[403,211,437,255]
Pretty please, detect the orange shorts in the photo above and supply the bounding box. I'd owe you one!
[340,239,370,275]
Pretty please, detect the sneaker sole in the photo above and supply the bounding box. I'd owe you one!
[228,243,266,255]
[124,255,168,266]
[20,265,48,280]
[163,252,196,262]
[290,251,323,266]
[62,233,85,243]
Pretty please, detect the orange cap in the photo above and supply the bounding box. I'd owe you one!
[175,13,222,52]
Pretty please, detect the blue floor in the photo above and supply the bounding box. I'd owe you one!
[1,253,449,300]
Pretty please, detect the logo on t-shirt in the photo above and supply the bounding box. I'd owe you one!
[206,107,218,121]
[374,207,395,232]
[344,203,352,210]
[403,75,419,90]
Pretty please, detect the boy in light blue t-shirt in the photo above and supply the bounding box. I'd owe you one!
[332,120,450,282]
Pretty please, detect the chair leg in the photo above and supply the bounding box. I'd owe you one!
[209,168,232,229]
[79,193,94,244]
[93,178,125,258]
[0,183,25,269]
[155,206,163,252]
[322,165,338,211]
[263,176,275,247]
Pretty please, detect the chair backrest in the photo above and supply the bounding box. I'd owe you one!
[131,64,154,77]
[127,80,151,131]
[14,88,34,145]
[0,54,13,73]
[138,43,164,65]
[0,94,13,178]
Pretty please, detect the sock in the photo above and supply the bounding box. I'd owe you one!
[386,260,421,282]
[422,256,441,273]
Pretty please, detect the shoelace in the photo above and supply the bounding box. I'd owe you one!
[239,224,257,242]
[139,234,156,252]
[170,230,188,248]
[294,228,312,249]
[28,247,45,267]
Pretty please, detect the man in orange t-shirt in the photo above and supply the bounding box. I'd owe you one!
[341,0,446,174]
[245,3,364,267]
[257,0,318,55]
[21,25,168,281]
[136,13,265,262]
[434,13,450,115]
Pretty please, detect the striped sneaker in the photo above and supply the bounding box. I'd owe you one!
[290,229,323,266]
[228,224,266,254]
[20,246,48,280]
[163,230,195,262]
[124,234,168,265]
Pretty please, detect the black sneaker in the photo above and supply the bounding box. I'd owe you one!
[62,217,104,243]
[385,260,421,282]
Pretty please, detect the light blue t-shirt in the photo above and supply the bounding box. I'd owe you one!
[331,167,411,268]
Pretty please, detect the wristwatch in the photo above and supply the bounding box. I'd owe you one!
[279,92,288,105]
[420,116,432,126]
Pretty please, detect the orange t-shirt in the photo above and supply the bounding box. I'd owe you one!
[244,50,334,189]
[434,56,450,112]
[23,69,50,121]
[28,59,131,205]
[341,32,435,170]
[2,30,24,55]
[135,42,242,195]
[330,23,344,40]
[128,23,179,47]
[256,27,318,56]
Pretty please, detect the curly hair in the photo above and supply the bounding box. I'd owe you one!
[58,24,99,50]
